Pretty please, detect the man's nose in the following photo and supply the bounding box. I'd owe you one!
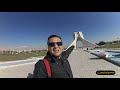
[54,43,58,48]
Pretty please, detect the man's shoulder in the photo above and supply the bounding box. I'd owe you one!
[35,59,44,67]
[35,58,50,66]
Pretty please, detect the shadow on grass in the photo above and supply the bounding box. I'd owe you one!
[27,73,33,78]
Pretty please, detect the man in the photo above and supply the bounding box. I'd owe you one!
[33,35,75,78]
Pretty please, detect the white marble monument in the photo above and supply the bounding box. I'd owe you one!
[67,32,97,50]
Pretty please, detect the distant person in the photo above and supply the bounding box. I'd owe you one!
[33,35,75,78]
[87,48,88,50]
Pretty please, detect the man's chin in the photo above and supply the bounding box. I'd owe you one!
[53,53,61,58]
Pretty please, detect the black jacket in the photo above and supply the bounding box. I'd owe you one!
[33,45,74,78]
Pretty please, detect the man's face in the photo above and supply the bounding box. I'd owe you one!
[48,37,63,57]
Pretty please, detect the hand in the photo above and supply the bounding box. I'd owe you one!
[72,45,75,48]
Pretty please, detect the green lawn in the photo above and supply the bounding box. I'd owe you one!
[95,43,120,49]
[0,51,47,62]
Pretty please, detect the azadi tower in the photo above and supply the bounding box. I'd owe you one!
[66,32,97,50]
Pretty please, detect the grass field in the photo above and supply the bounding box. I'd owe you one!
[0,51,47,62]
[96,43,120,49]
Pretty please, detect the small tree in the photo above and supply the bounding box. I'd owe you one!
[98,41,106,46]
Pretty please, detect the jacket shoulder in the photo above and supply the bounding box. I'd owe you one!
[35,59,45,68]
[33,59,47,78]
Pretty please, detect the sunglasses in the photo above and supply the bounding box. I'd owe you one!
[48,42,63,47]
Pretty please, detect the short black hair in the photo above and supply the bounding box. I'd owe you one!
[47,35,62,45]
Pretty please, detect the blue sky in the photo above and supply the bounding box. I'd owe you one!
[0,12,120,50]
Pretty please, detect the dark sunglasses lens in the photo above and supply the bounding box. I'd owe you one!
[57,42,62,46]
[48,43,54,47]
[48,42,62,47]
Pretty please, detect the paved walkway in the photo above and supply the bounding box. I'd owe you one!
[0,63,35,78]
[0,49,120,78]
[69,49,120,78]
